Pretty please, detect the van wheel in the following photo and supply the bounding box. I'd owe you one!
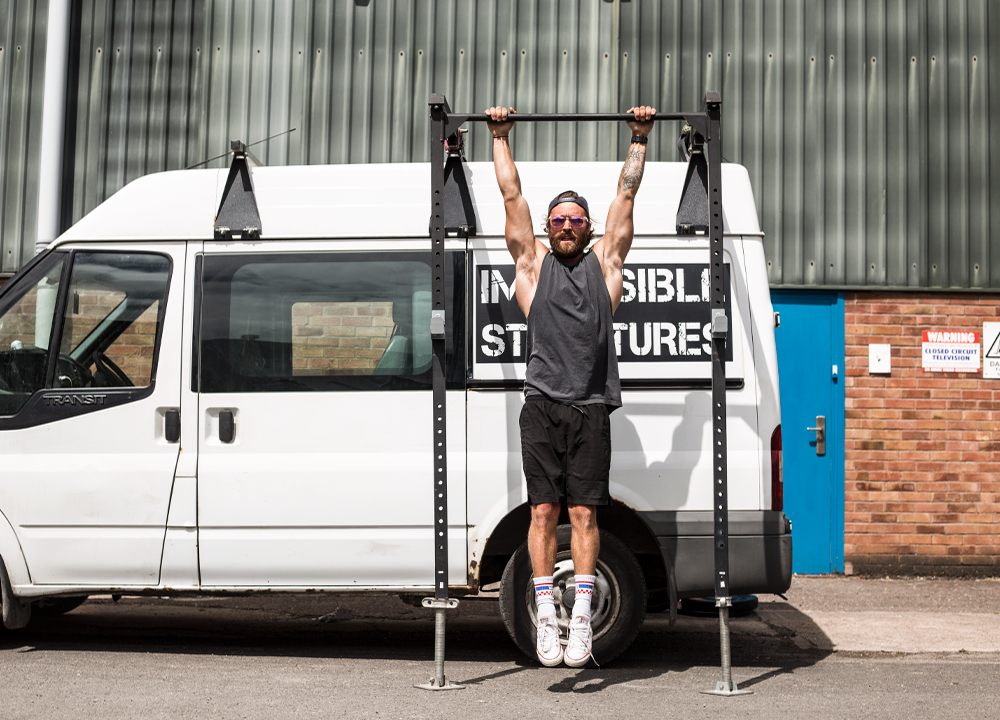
[31,595,89,619]
[499,525,646,665]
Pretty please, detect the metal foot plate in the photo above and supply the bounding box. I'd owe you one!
[700,680,753,697]
[414,677,465,691]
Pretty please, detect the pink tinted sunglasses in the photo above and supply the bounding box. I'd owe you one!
[549,215,589,228]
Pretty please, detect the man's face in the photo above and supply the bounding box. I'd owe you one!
[546,202,592,260]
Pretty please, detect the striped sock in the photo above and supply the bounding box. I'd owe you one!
[533,576,557,619]
[572,575,596,620]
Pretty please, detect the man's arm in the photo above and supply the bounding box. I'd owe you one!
[487,107,544,316]
[595,106,655,311]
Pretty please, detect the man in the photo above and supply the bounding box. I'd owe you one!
[486,105,655,667]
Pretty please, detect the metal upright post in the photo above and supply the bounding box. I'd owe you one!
[699,92,752,698]
[415,94,464,692]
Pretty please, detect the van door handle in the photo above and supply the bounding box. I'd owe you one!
[219,409,235,443]
[164,409,180,443]
[806,416,826,456]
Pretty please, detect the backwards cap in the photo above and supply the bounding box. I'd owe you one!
[547,191,590,217]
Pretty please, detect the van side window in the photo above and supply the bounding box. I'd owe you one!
[198,251,465,393]
[56,252,170,389]
[0,254,67,415]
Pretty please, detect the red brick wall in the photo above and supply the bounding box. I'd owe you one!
[844,293,1000,576]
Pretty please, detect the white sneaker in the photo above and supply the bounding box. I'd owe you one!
[564,616,593,667]
[535,615,564,667]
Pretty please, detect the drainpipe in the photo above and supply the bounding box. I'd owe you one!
[34,0,71,256]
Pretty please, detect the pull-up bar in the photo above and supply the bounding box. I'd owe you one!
[419,91,747,697]
[446,111,690,122]
[428,94,719,151]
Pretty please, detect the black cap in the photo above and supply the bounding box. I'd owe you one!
[547,191,590,217]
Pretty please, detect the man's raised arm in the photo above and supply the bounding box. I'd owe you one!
[486,107,536,265]
[596,106,656,310]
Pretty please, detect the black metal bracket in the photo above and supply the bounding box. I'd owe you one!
[214,140,263,240]
[428,98,452,602]
[701,93,732,604]
[677,91,721,236]
[428,95,477,238]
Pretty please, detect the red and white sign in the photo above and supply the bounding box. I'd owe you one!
[922,330,980,373]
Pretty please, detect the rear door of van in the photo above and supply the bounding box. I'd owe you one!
[194,241,467,588]
[0,243,186,586]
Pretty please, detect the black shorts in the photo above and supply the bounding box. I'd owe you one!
[519,395,612,507]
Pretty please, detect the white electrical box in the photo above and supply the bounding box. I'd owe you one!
[869,343,891,374]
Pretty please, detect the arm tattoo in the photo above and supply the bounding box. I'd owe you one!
[619,146,646,192]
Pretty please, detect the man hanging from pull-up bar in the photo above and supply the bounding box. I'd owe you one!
[486,105,656,667]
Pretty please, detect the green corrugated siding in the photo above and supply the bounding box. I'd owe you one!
[3,0,998,289]
[0,0,48,272]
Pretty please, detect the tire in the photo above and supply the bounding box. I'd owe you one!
[31,595,89,619]
[499,524,646,665]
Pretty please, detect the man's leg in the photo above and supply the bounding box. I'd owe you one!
[528,502,563,666]
[565,503,599,667]
[568,503,599,624]
[567,504,599,576]
[528,502,560,578]
[529,502,560,620]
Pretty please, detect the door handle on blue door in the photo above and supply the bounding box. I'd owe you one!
[807,416,826,456]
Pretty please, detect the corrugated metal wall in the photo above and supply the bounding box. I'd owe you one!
[69,0,205,227]
[0,0,48,271]
[3,0,999,289]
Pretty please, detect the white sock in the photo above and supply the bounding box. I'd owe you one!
[533,576,556,619]
[572,575,596,620]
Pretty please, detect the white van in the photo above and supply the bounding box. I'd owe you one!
[0,158,790,663]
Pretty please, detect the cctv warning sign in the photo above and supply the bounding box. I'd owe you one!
[921,330,980,373]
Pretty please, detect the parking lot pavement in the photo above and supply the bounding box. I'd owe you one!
[1,576,997,719]
[758,575,1000,654]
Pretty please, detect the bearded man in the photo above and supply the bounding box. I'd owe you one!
[486,104,655,667]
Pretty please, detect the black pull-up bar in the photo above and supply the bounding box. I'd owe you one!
[449,111,690,122]
[428,93,720,146]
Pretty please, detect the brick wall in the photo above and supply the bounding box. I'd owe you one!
[844,293,1000,576]
[65,288,159,385]
[291,301,394,375]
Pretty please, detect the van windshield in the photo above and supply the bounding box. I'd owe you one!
[0,251,171,416]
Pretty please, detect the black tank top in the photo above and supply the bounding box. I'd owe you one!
[523,251,622,408]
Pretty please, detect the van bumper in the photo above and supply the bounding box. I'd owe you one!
[637,511,793,598]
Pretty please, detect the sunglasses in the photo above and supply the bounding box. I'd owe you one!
[549,215,589,228]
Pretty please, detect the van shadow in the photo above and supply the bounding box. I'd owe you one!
[2,595,833,693]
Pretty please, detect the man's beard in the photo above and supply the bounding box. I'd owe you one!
[548,228,590,259]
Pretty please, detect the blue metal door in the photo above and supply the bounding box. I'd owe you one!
[771,291,845,574]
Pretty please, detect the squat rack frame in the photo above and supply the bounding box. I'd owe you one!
[420,92,750,697]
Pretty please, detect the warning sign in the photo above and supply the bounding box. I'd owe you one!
[921,330,980,373]
[984,323,1000,379]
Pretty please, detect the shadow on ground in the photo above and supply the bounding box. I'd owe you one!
[1,594,832,693]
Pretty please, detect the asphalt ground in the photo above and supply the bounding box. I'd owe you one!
[1,576,997,719]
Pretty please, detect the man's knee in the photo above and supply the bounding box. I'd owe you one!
[531,502,560,530]
[568,504,597,532]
